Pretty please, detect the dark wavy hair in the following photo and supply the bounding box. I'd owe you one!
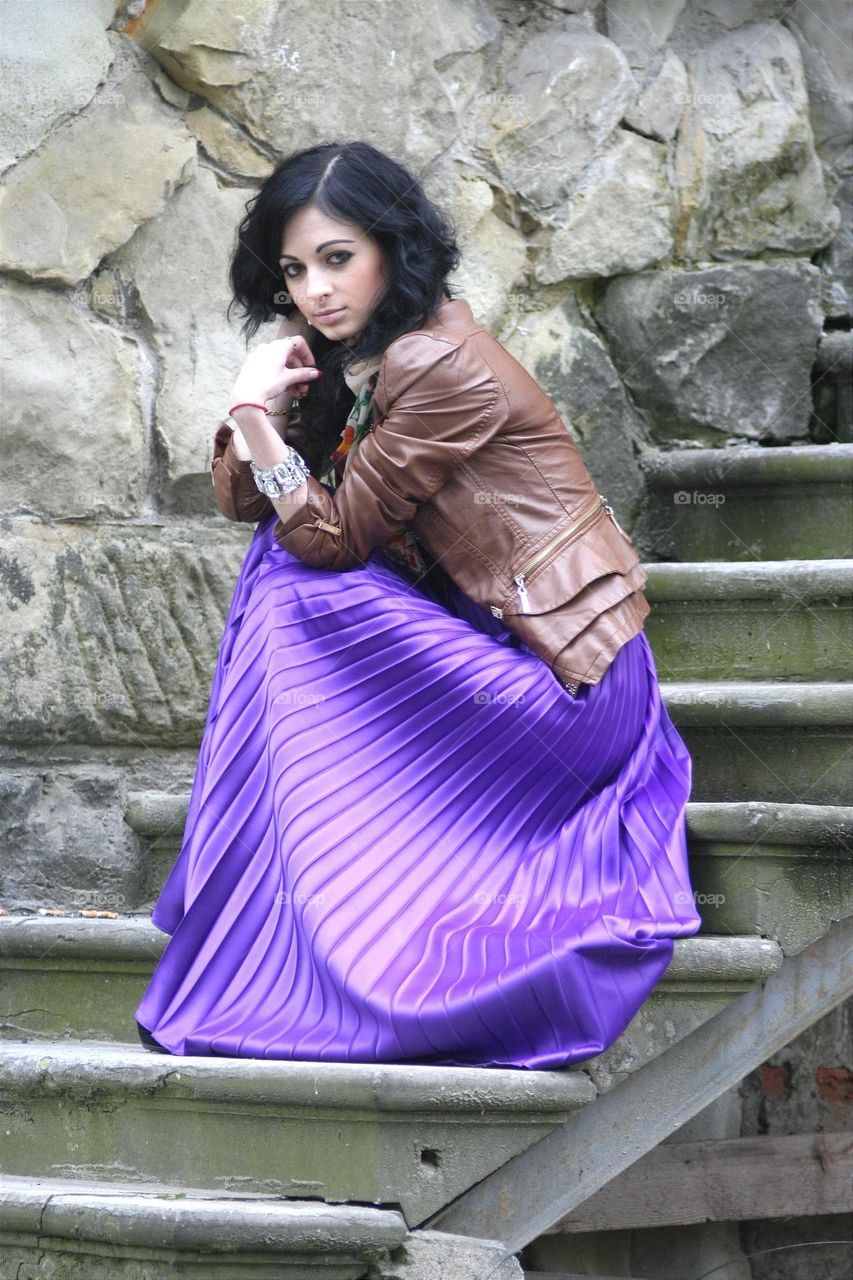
[226,140,461,476]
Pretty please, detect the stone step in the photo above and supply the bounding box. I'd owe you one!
[0,1035,596,1226]
[522,1274,631,1280]
[0,925,781,1099]
[569,934,782,1093]
[644,559,852,681]
[0,1173,408,1280]
[662,681,852,804]
[637,442,853,561]
[684,802,852,955]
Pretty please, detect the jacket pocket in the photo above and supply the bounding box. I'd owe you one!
[495,559,649,684]
[501,498,642,616]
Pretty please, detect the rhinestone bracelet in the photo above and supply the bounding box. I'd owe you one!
[250,446,311,498]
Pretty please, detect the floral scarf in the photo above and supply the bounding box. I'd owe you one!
[319,357,431,577]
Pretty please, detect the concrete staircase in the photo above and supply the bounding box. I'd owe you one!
[2,442,851,1279]
[639,443,853,808]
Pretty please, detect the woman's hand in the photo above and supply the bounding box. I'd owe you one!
[265,314,316,421]
[230,334,321,408]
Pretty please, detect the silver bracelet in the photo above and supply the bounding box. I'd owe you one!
[250,445,311,498]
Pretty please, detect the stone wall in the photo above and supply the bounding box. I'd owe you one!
[0,0,850,904]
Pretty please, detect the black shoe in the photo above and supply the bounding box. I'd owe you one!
[136,1018,172,1054]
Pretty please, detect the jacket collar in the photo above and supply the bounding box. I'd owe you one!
[343,298,478,395]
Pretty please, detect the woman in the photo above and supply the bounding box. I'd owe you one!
[135,141,702,1068]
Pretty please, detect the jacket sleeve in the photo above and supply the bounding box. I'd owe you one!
[271,334,502,571]
[210,420,277,522]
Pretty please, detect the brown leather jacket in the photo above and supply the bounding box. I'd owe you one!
[211,298,649,689]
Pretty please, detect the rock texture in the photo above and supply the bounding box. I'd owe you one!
[593,262,824,445]
[0,43,197,285]
[1,280,146,517]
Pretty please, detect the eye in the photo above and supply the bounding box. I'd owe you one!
[282,250,353,278]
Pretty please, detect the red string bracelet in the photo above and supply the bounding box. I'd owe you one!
[229,401,270,417]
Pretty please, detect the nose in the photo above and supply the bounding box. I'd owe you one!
[304,268,333,307]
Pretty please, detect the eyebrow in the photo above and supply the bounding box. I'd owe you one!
[279,239,355,262]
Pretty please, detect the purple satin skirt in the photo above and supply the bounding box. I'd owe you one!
[135,509,702,1068]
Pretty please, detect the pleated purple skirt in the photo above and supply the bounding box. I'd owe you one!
[135,507,702,1068]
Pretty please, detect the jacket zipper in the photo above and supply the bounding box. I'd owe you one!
[513,494,616,614]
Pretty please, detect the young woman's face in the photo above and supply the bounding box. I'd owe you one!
[279,204,387,345]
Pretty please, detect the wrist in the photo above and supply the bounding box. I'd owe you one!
[264,388,296,417]
[229,383,295,411]
[228,406,289,471]
[229,425,253,461]
[229,403,269,431]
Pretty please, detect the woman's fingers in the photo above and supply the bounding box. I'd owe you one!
[283,335,315,368]
[282,334,321,398]
[230,333,320,405]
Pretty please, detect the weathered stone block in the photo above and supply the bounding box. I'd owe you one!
[128,0,499,171]
[0,46,196,285]
[437,176,528,332]
[675,22,839,259]
[623,48,689,141]
[1,522,249,744]
[479,21,634,217]
[109,165,262,511]
[0,281,147,518]
[594,263,823,445]
[535,129,674,282]
[0,0,115,173]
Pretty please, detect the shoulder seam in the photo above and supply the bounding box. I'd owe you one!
[385,323,482,351]
[378,327,493,404]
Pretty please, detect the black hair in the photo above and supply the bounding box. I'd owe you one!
[226,140,462,476]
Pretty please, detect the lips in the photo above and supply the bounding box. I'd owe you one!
[315,307,345,320]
